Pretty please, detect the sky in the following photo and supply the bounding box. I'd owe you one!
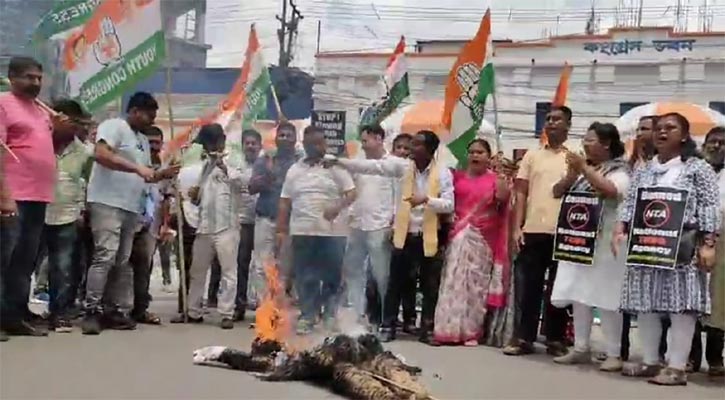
[204,0,724,71]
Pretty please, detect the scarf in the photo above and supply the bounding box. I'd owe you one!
[393,159,440,257]
[570,157,627,192]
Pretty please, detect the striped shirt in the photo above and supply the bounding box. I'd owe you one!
[196,156,244,235]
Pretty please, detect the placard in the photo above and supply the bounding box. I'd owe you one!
[311,110,346,156]
[626,187,688,270]
[553,191,603,265]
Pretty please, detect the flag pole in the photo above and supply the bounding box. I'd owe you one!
[164,42,189,323]
[270,80,286,121]
[492,76,501,153]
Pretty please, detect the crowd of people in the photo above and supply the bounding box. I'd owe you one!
[1,56,723,387]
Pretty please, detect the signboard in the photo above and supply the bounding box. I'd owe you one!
[553,191,603,266]
[582,39,696,56]
[311,110,346,156]
[626,187,689,270]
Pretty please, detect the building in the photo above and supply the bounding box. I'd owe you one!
[313,26,725,154]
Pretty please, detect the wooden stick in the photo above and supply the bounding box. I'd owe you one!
[0,140,20,163]
[270,83,286,122]
[358,370,441,400]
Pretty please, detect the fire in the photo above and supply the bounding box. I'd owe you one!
[254,263,292,345]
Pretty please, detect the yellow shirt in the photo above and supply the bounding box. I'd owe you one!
[516,146,568,234]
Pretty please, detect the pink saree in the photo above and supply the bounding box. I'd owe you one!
[433,170,511,344]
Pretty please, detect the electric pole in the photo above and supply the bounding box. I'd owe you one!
[276,0,303,67]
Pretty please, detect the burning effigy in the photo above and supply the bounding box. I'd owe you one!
[192,265,437,400]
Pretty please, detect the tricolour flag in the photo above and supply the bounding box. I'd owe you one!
[359,36,410,127]
[34,0,102,42]
[61,0,165,112]
[539,63,572,145]
[442,9,495,164]
[240,26,272,128]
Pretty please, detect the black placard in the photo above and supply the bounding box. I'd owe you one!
[311,110,346,156]
[553,191,603,266]
[626,187,688,270]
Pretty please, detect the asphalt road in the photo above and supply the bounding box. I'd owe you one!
[1,280,724,399]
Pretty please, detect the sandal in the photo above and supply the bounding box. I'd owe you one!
[502,341,535,356]
[621,363,661,378]
[648,367,687,386]
[170,314,203,324]
[133,311,162,325]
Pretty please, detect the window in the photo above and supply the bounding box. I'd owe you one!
[619,102,647,116]
[710,101,725,115]
[535,101,551,138]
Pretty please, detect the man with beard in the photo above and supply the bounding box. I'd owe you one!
[503,106,572,357]
[81,92,179,335]
[0,57,60,338]
[248,122,299,305]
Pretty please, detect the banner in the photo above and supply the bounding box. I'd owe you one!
[553,191,603,265]
[626,187,689,270]
[34,0,102,41]
[62,0,165,112]
[312,110,346,156]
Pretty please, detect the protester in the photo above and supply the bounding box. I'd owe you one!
[277,126,356,334]
[178,124,244,329]
[234,128,262,321]
[82,92,179,335]
[0,57,58,337]
[43,99,92,333]
[248,122,299,305]
[433,139,511,346]
[343,125,396,328]
[337,130,454,344]
[146,125,173,290]
[549,122,629,371]
[629,116,658,169]
[503,106,572,357]
[613,113,720,385]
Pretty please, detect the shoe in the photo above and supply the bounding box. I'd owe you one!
[296,320,312,336]
[34,292,50,303]
[220,318,234,330]
[708,365,725,377]
[170,314,204,324]
[402,323,417,335]
[622,362,661,378]
[379,327,395,343]
[503,341,535,356]
[102,312,137,330]
[82,313,103,335]
[600,356,624,372]
[418,332,439,346]
[132,311,162,325]
[648,367,687,386]
[53,318,73,333]
[553,350,591,365]
[546,341,569,357]
[4,320,48,336]
[233,309,245,322]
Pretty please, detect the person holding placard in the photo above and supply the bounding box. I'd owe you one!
[612,113,721,386]
[549,122,630,372]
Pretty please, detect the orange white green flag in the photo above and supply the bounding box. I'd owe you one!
[442,9,494,164]
[539,63,572,145]
[61,0,165,112]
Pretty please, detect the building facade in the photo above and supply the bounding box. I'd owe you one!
[313,26,725,153]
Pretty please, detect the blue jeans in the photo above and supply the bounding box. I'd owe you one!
[292,235,346,324]
[46,223,79,319]
[0,201,47,323]
[343,228,392,320]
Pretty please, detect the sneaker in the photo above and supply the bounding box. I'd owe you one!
[553,350,591,365]
[82,314,103,335]
[102,312,137,330]
[54,318,74,333]
[220,318,234,330]
[600,356,624,372]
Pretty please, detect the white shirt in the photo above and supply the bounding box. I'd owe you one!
[178,164,203,229]
[235,157,258,225]
[339,156,454,233]
[350,154,397,232]
[196,156,244,235]
[280,160,355,237]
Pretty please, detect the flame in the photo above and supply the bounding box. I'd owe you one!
[254,263,292,345]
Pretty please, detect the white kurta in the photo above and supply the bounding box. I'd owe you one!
[552,170,630,311]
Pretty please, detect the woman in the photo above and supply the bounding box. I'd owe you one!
[612,113,720,386]
[433,139,511,346]
[549,122,629,371]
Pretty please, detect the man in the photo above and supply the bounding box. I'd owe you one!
[234,128,262,321]
[248,122,299,304]
[392,133,413,159]
[336,130,454,343]
[278,126,356,334]
[503,106,572,357]
[0,57,58,337]
[44,99,93,333]
[82,92,179,335]
[146,126,173,291]
[182,124,243,330]
[128,125,166,325]
[343,125,396,328]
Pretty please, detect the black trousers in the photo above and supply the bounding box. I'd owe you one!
[235,223,255,312]
[382,235,442,333]
[176,218,196,314]
[513,233,568,344]
[689,322,725,371]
